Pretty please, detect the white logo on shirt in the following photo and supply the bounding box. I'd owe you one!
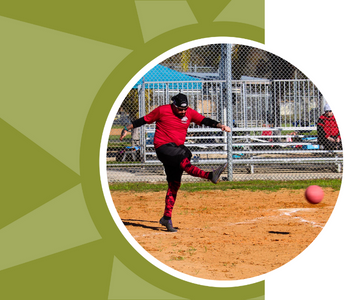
[181,116,188,124]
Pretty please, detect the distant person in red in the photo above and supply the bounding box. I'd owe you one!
[317,103,342,150]
[261,124,273,142]
[120,93,230,232]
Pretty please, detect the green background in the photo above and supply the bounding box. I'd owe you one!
[0,1,265,299]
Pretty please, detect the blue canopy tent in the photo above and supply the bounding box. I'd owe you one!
[132,64,202,90]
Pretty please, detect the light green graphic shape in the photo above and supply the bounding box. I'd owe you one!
[135,1,198,43]
[214,0,264,29]
[109,256,186,299]
[0,1,144,48]
[0,16,132,174]
[0,1,266,299]
[0,117,80,229]
[0,184,101,271]
[186,0,232,23]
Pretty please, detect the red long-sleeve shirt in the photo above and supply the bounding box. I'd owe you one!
[317,114,341,139]
[144,104,205,149]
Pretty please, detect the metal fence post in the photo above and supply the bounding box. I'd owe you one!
[226,44,233,181]
[140,78,146,162]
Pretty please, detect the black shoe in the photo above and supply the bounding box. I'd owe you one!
[210,163,228,184]
[159,217,177,232]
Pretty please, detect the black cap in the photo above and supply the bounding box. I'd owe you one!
[172,93,188,109]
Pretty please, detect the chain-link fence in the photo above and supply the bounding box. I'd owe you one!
[107,44,342,182]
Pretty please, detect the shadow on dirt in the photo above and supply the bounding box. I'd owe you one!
[122,219,177,231]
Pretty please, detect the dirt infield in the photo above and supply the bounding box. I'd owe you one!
[110,128,122,135]
[112,187,338,280]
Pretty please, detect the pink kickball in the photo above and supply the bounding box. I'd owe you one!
[305,185,324,204]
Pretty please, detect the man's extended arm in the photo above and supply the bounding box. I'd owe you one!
[119,117,147,141]
[201,117,231,132]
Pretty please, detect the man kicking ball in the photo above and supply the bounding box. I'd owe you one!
[120,93,230,232]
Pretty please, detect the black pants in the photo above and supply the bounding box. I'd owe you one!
[319,136,342,150]
[156,143,192,182]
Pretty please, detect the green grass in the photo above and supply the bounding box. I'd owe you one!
[108,135,120,140]
[107,136,131,148]
[109,178,341,193]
